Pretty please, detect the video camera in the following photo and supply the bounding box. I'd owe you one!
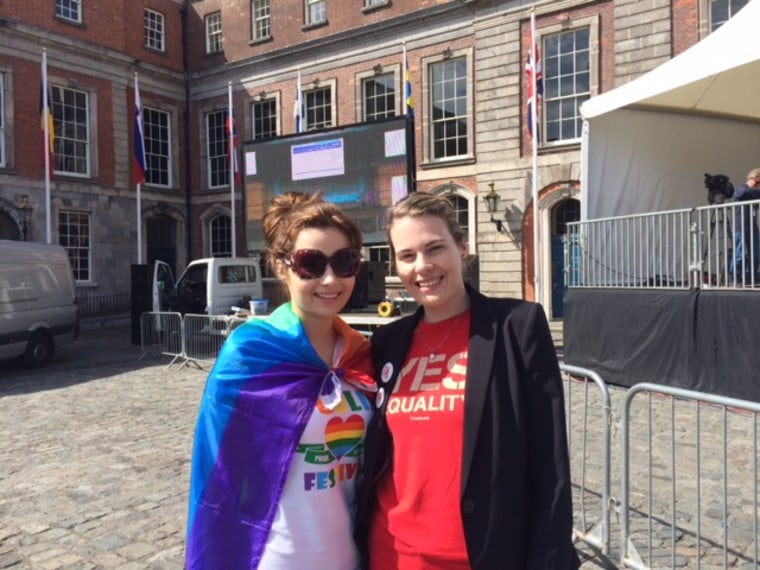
[704,173,734,205]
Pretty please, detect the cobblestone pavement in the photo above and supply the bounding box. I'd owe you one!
[0,326,201,569]
[1,325,757,569]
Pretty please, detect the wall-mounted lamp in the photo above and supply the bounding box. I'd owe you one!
[482,182,505,232]
[18,194,33,241]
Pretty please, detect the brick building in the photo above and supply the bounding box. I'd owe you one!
[0,0,748,318]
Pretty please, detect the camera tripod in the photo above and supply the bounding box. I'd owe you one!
[702,202,732,286]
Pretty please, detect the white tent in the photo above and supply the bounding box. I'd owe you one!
[580,0,760,220]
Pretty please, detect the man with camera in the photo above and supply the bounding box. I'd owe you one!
[730,168,760,286]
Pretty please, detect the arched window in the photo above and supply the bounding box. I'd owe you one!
[210,215,231,257]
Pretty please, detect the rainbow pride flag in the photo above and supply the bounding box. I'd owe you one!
[185,303,373,569]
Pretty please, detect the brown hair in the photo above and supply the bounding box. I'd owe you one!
[386,192,466,257]
[262,191,363,273]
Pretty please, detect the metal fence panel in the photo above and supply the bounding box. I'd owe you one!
[561,363,614,563]
[139,312,183,365]
[620,383,760,569]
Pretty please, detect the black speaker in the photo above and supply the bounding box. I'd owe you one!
[345,262,369,310]
[130,264,152,345]
[365,261,386,303]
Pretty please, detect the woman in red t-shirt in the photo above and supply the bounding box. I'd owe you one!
[356,192,579,569]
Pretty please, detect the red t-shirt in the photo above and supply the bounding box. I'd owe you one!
[369,309,471,570]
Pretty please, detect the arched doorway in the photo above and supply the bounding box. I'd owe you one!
[0,209,21,240]
[550,198,580,318]
[147,214,177,273]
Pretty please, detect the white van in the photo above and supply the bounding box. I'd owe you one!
[152,256,264,315]
[0,240,80,367]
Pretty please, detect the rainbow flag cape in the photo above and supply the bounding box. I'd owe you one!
[185,303,374,569]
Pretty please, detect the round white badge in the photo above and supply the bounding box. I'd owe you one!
[375,387,386,409]
[381,362,394,384]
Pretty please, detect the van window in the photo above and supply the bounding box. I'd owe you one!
[219,265,258,284]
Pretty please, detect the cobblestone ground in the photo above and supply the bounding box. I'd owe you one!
[1,325,757,569]
[0,326,202,570]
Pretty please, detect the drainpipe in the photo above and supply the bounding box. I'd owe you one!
[181,1,193,261]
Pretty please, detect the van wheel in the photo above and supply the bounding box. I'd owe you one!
[24,333,53,368]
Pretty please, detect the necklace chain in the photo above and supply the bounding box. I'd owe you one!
[415,312,465,358]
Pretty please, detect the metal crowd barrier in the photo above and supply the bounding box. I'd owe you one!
[620,383,760,569]
[182,314,246,368]
[139,312,246,369]
[560,363,614,564]
[139,311,183,365]
[567,199,760,290]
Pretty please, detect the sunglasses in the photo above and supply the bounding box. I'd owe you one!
[284,248,361,279]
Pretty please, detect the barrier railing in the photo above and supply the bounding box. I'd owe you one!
[560,363,614,564]
[567,199,760,290]
[620,383,760,569]
[139,312,183,365]
[139,312,245,369]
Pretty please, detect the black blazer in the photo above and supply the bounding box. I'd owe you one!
[356,287,580,569]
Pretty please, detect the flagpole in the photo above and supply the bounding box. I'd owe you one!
[530,10,541,305]
[228,81,237,258]
[402,42,408,117]
[42,48,52,244]
[134,73,143,264]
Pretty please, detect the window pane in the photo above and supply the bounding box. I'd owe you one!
[252,0,271,40]
[58,211,91,281]
[207,110,230,188]
[144,9,165,51]
[210,216,232,257]
[56,0,81,22]
[144,107,171,187]
[542,27,590,143]
[51,85,89,176]
[429,58,468,159]
[363,73,395,121]
[252,99,277,140]
[206,12,222,54]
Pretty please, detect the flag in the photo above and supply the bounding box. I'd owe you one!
[133,75,147,185]
[227,112,241,184]
[403,46,414,118]
[294,70,305,133]
[40,60,55,180]
[525,41,543,140]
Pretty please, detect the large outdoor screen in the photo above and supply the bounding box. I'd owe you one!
[242,116,412,250]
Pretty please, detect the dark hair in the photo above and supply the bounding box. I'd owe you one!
[262,192,363,274]
[386,192,466,257]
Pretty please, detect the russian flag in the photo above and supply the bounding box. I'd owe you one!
[294,69,305,133]
[227,112,241,184]
[133,75,147,184]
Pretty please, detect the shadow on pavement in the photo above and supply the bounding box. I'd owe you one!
[0,325,198,396]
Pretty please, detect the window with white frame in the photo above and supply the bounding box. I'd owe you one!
[210,215,232,257]
[305,86,332,131]
[56,0,81,23]
[363,73,395,121]
[429,57,469,160]
[305,0,326,26]
[252,98,277,140]
[144,9,165,52]
[59,211,91,282]
[143,107,171,187]
[51,85,89,177]
[710,0,748,30]
[205,12,222,54]
[252,0,271,41]
[207,110,230,189]
[0,73,4,168]
[542,27,590,144]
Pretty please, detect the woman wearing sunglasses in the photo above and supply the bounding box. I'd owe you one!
[356,192,579,569]
[186,192,376,570]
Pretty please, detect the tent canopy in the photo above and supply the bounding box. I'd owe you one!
[580,0,760,219]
